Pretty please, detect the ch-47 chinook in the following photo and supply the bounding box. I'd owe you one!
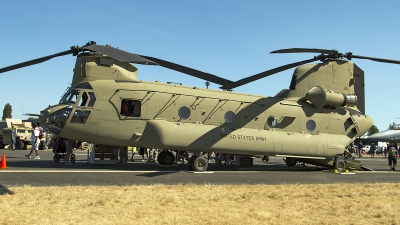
[2,42,400,172]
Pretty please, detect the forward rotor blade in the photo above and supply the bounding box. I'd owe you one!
[0,49,73,73]
[221,57,320,89]
[271,48,338,54]
[84,45,158,65]
[139,55,237,87]
[350,55,400,65]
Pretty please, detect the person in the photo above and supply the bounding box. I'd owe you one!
[370,142,376,158]
[25,123,41,159]
[384,146,387,158]
[64,139,74,165]
[10,129,16,151]
[37,122,46,149]
[121,100,129,116]
[138,147,146,162]
[358,140,363,158]
[387,140,398,171]
[131,147,136,162]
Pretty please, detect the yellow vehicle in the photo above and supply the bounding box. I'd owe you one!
[0,118,32,149]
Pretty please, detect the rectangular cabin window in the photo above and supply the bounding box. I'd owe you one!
[121,99,141,117]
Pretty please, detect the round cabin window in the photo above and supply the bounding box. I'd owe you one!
[178,106,191,119]
[224,111,236,124]
[267,116,278,127]
[306,120,316,132]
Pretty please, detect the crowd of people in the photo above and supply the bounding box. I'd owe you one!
[347,139,399,171]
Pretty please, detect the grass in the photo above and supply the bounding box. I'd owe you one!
[0,183,399,225]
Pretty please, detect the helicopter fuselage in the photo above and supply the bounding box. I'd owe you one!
[41,79,373,160]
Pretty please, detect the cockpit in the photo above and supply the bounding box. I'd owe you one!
[43,82,96,135]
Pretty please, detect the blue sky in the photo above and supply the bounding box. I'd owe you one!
[1,0,399,131]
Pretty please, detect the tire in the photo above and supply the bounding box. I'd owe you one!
[192,157,208,172]
[262,156,269,163]
[333,157,346,173]
[157,151,166,165]
[53,155,60,162]
[188,156,197,171]
[285,157,297,167]
[70,154,76,163]
[163,151,175,165]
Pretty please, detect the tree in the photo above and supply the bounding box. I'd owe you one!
[368,125,379,135]
[2,103,12,120]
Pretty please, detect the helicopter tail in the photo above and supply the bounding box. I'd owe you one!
[285,60,365,114]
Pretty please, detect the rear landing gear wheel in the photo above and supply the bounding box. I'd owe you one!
[284,157,297,166]
[333,157,346,173]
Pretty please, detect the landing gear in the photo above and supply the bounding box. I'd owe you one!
[284,157,297,166]
[333,156,346,173]
[188,156,208,172]
[262,156,269,163]
[157,151,175,165]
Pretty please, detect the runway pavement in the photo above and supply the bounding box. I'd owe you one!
[0,148,399,188]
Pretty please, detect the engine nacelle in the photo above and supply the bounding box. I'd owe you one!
[305,85,357,109]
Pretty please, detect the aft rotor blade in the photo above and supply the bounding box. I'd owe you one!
[0,49,73,73]
[350,55,400,65]
[139,55,237,87]
[84,45,158,65]
[221,57,320,89]
[271,48,338,54]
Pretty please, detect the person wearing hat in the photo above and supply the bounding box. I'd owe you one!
[387,139,398,171]
[25,123,41,159]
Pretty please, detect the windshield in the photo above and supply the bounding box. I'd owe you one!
[59,89,80,104]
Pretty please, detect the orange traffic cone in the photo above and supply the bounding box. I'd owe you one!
[1,154,7,169]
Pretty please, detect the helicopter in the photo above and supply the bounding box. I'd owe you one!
[2,41,400,172]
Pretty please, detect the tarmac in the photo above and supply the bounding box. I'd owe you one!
[0,148,399,188]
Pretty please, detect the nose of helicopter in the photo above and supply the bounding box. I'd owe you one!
[40,104,73,135]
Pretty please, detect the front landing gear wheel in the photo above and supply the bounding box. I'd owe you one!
[192,157,208,172]
[158,151,174,165]
[333,157,346,173]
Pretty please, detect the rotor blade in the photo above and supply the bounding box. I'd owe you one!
[23,113,43,117]
[221,57,320,89]
[138,55,237,87]
[350,55,400,65]
[0,49,73,73]
[271,48,338,54]
[84,45,158,65]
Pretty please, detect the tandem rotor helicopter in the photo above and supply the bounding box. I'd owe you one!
[1,41,400,172]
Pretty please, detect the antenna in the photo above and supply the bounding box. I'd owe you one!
[205,81,210,89]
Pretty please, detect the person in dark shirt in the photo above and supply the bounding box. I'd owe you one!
[387,140,398,171]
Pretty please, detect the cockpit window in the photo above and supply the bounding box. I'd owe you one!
[79,92,88,106]
[121,99,141,117]
[70,110,91,124]
[60,89,80,104]
[88,92,96,107]
[44,106,73,135]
